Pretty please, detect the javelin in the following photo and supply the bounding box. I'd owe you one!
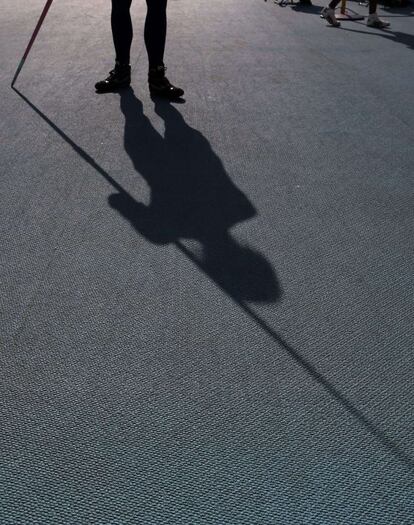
[11,0,55,87]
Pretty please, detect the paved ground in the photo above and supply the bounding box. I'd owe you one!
[1,0,413,523]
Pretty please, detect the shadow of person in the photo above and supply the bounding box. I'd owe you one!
[13,86,413,469]
[341,25,414,51]
[108,89,281,303]
[382,3,414,16]
[291,3,326,15]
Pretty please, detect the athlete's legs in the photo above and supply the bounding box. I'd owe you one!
[96,0,183,97]
[144,0,168,68]
[112,0,133,65]
[95,0,132,93]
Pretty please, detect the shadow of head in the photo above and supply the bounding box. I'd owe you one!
[108,192,281,303]
[201,232,282,302]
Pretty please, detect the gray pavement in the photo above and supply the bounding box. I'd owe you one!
[1,0,414,523]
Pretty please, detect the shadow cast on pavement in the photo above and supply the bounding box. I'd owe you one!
[12,86,414,472]
[341,25,414,50]
[110,88,280,303]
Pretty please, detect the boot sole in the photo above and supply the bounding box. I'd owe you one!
[149,87,184,100]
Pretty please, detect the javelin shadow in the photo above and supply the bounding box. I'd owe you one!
[12,86,414,471]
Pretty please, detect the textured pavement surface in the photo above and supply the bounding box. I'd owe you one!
[1,0,414,523]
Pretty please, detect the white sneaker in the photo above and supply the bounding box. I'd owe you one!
[320,6,341,27]
[367,13,390,28]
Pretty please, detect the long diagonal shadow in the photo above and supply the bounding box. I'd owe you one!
[13,86,413,470]
[340,25,414,51]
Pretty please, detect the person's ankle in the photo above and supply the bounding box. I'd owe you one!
[115,61,131,70]
[148,64,166,77]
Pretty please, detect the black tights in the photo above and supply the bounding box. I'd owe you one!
[111,0,168,68]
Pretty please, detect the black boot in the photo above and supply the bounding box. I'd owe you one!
[148,66,184,100]
[95,63,131,93]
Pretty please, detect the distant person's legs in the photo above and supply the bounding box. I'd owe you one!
[320,0,341,27]
[321,0,390,28]
[366,0,390,28]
